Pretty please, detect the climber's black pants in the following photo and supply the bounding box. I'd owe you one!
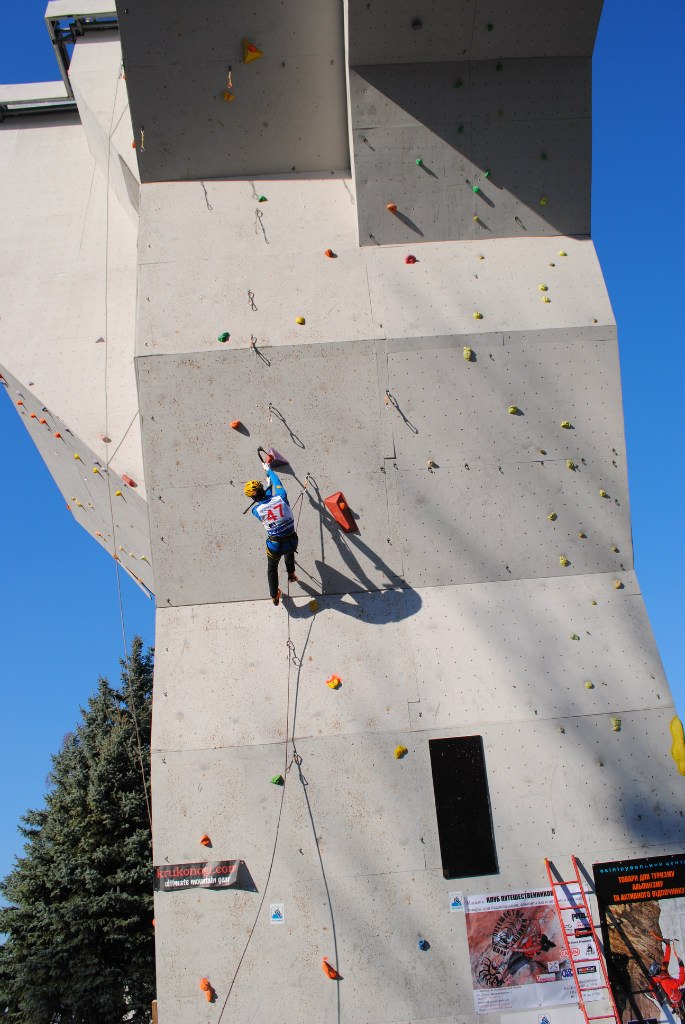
[266,533,298,599]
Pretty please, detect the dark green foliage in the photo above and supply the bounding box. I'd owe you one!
[0,638,155,1023]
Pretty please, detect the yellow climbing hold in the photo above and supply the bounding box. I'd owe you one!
[541,296,551,303]
[295,316,306,325]
[547,512,557,521]
[560,420,572,429]
[611,716,621,732]
[539,196,548,206]
[508,405,520,415]
[669,716,685,776]
[477,255,485,260]
[309,598,319,612]
[394,745,408,760]
[591,599,597,605]
[473,215,480,222]
[611,545,619,552]
[74,453,81,460]
[539,449,547,455]
[613,580,623,590]
[115,489,123,496]
[559,250,567,256]
[92,466,100,474]
[578,531,586,538]
[463,346,473,361]
[242,39,263,64]
[559,555,570,567]
[538,284,548,292]
[599,489,608,498]
[566,459,575,470]
[585,681,594,689]
[222,91,236,102]
[472,311,483,319]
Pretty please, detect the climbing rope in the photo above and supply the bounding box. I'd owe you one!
[216,473,310,1021]
[101,59,152,830]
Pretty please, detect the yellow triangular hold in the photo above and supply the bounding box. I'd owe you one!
[243,39,263,64]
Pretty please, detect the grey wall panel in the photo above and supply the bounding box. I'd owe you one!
[405,573,668,730]
[386,336,626,468]
[395,457,631,588]
[346,0,602,65]
[152,593,420,753]
[117,0,349,181]
[350,60,591,243]
[137,344,404,605]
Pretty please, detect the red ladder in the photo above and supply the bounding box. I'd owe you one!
[545,856,621,1024]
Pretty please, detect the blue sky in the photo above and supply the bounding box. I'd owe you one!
[1,0,683,885]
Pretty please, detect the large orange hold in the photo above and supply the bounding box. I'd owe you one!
[199,978,214,1001]
[324,491,358,533]
[322,957,342,980]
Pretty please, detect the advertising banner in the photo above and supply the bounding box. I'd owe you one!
[465,890,577,1013]
[593,854,685,1023]
[153,859,240,892]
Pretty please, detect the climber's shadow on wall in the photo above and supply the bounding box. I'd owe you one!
[283,474,421,623]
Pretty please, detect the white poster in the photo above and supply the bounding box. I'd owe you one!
[465,890,578,1013]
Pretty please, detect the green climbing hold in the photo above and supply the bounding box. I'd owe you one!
[218,332,230,343]
[472,185,480,194]
[484,169,491,178]
[271,774,285,786]
[457,124,464,133]
[487,22,494,31]
[540,151,548,160]
[415,158,423,166]
[258,195,268,202]
[454,78,463,88]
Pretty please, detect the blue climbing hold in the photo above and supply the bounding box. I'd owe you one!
[418,939,430,951]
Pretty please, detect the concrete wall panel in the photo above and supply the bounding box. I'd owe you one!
[153,593,419,752]
[386,335,625,467]
[118,0,349,181]
[395,456,631,587]
[346,0,602,65]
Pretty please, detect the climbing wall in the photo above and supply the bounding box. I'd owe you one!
[123,1,683,1021]
[2,2,682,1024]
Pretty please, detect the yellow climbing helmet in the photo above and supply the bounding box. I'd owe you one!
[244,479,264,498]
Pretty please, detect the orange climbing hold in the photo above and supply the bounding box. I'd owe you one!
[326,675,342,689]
[230,420,242,430]
[30,412,37,419]
[200,834,212,847]
[199,978,215,1002]
[54,432,62,439]
[324,491,358,533]
[322,958,342,980]
[324,248,336,258]
[16,400,23,406]
[386,202,398,213]
[39,418,47,424]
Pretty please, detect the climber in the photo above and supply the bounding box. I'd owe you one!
[244,459,298,606]
[648,939,685,1009]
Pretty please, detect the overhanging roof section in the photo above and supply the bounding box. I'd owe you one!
[115,0,350,182]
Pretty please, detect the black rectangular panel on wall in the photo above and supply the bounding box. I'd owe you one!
[429,735,498,879]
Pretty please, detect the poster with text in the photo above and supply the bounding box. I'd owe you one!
[594,854,685,1024]
[465,890,577,1014]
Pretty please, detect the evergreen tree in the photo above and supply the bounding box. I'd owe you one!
[0,637,155,1023]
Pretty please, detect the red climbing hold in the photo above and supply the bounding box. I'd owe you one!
[122,474,137,488]
[405,255,417,264]
[324,491,358,533]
